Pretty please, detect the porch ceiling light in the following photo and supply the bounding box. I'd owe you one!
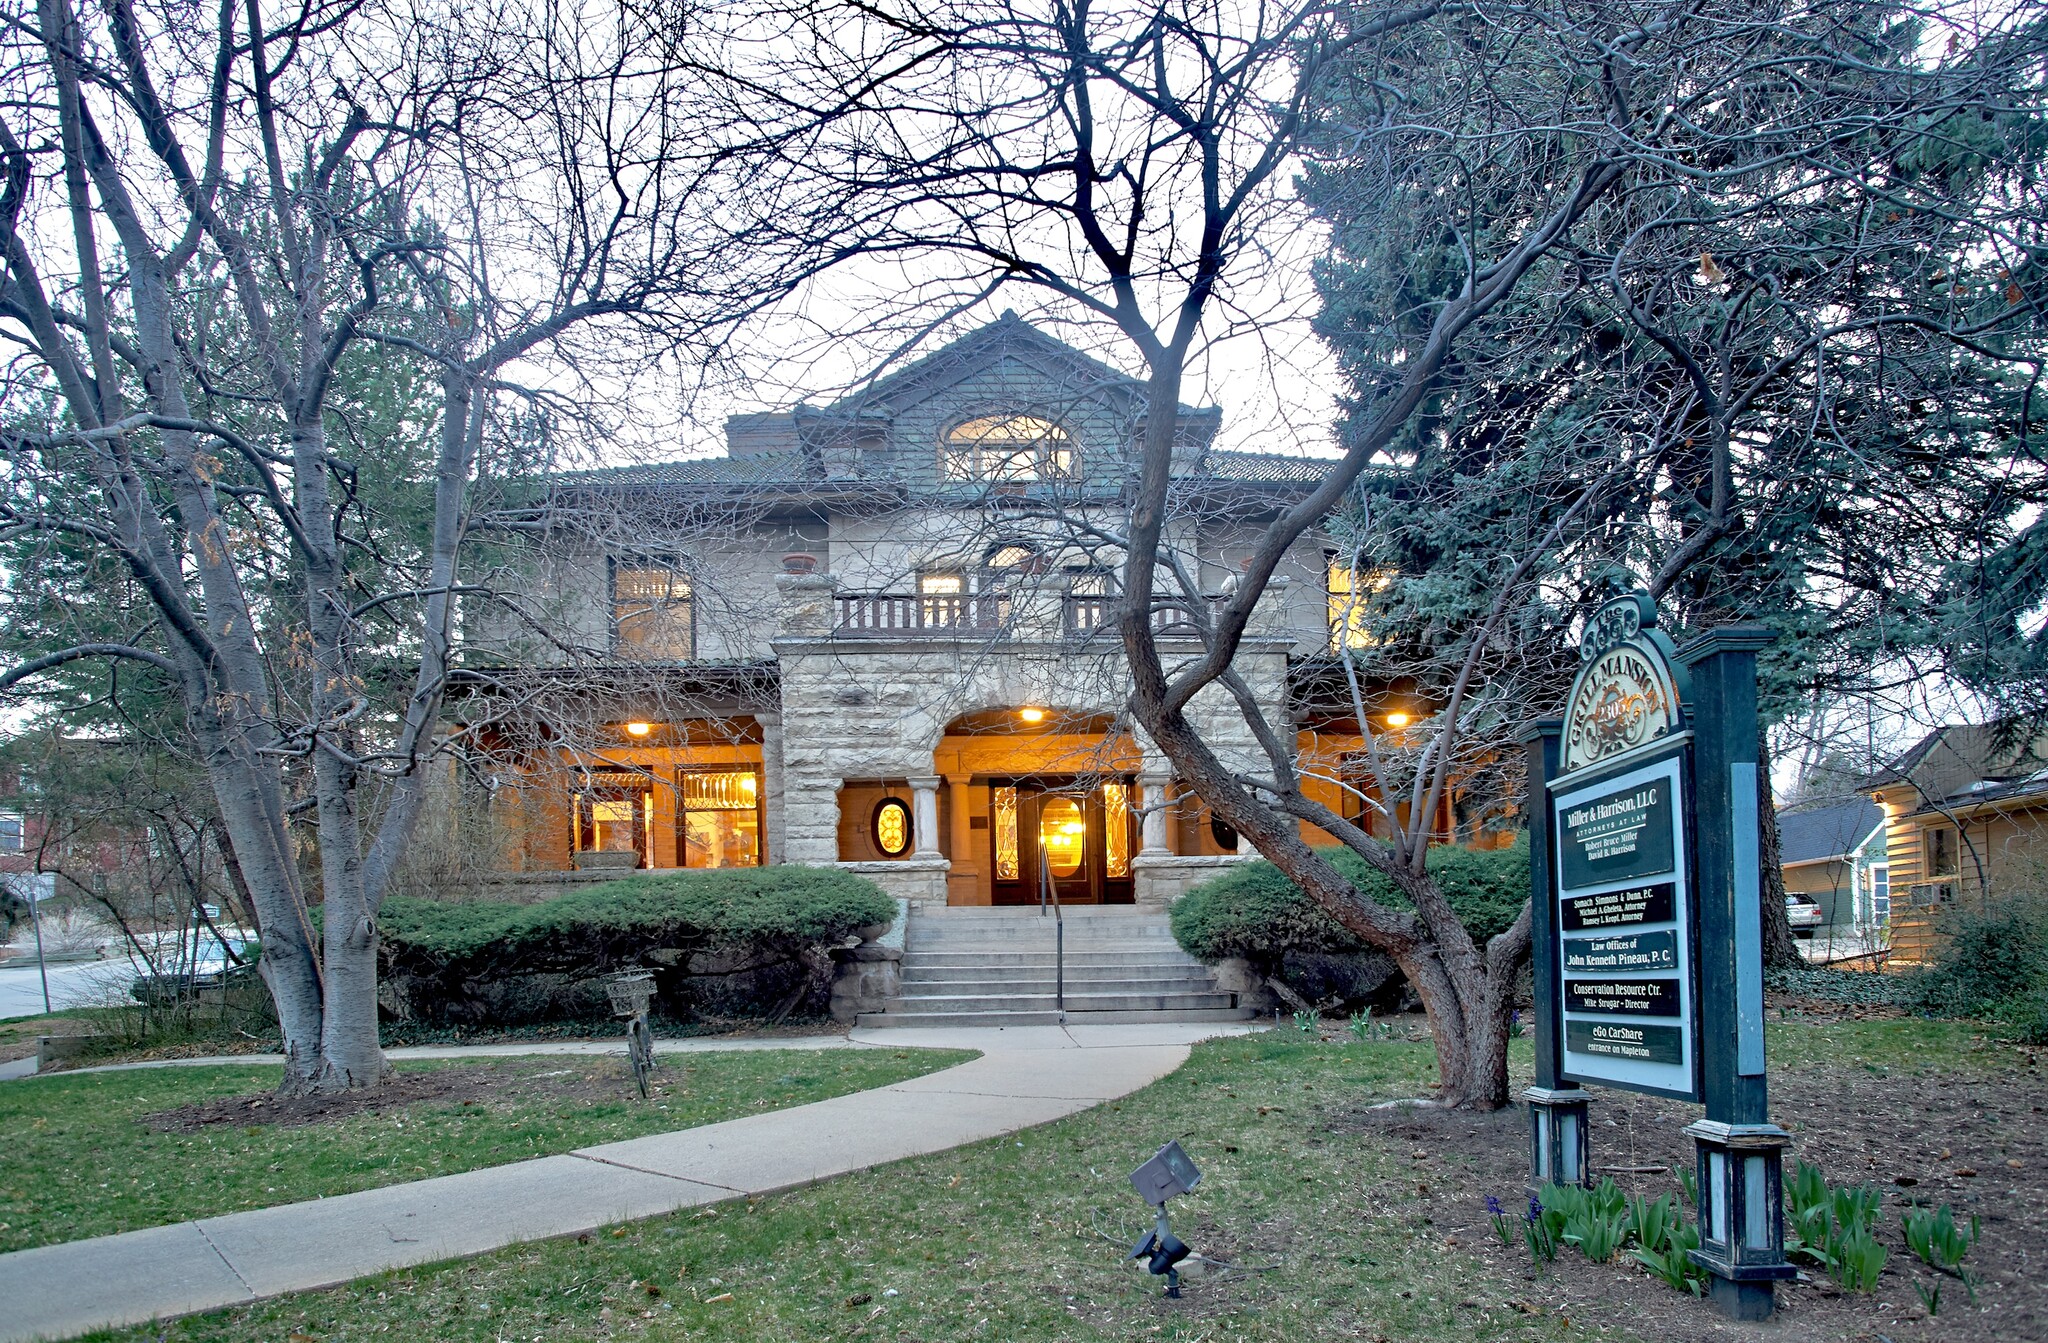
[625,721,653,737]
[1019,707,1046,724]
[1385,711,1411,729]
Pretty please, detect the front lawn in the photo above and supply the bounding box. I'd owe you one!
[79,1016,2046,1343]
[0,1046,973,1253]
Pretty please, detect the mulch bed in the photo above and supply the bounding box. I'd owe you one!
[143,1059,638,1133]
[1339,1029,2045,1341]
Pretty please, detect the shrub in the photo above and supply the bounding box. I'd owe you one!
[378,866,894,1026]
[1171,838,1527,1011]
[1909,897,2048,1027]
[1171,838,1529,963]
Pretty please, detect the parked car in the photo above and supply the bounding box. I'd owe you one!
[129,934,257,1003]
[1785,893,1824,937]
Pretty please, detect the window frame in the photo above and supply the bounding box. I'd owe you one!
[0,811,23,853]
[677,766,765,868]
[610,556,695,661]
[939,414,1078,483]
[1923,824,1959,878]
[871,796,914,858]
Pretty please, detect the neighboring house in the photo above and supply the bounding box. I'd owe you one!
[1861,721,2048,962]
[452,315,1511,908]
[1777,796,1887,932]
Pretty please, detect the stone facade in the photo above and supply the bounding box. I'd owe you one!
[454,315,1395,906]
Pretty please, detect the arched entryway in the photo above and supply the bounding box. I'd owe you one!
[936,707,1141,905]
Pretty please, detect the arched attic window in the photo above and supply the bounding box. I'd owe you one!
[941,414,1077,482]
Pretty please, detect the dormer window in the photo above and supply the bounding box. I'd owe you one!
[942,415,1076,482]
[613,560,694,659]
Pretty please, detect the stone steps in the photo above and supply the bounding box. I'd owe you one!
[858,906,1254,1029]
[860,1007,1253,1029]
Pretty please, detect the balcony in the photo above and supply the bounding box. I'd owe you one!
[1064,594,1207,638]
[833,591,1005,637]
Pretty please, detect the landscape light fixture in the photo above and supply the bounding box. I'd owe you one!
[1019,706,1046,723]
[1128,1140,1203,1297]
[1384,711,1411,729]
[624,721,653,737]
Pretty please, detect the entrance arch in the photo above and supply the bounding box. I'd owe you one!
[933,707,1142,905]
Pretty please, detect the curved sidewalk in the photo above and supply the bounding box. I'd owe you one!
[0,1022,1254,1343]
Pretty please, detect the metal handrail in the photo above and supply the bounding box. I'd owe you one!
[1038,843,1065,1020]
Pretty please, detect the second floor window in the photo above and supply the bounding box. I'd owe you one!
[1327,555,1389,652]
[613,561,693,659]
[942,414,1076,482]
[1925,825,1959,878]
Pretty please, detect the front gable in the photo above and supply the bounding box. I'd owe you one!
[759,314,1222,487]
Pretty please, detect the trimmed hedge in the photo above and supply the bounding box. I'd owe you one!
[377,866,895,1026]
[1170,838,1530,965]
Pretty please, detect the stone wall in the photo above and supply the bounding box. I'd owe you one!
[1131,853,1254,908]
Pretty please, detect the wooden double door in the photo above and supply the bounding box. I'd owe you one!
[988,776,1137,905]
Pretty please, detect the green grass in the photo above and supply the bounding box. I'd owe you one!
[85,1036,1628,1343]
[0,1047,972,1254]
[1762,1014,2001,1072]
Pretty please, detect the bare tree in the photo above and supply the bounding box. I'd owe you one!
[723,0,2047,1106]
[0,0,800,1089]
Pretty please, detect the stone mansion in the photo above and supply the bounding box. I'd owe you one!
[453,315,1495,909]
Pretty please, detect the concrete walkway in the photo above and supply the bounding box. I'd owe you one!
[0,1022,1255,1342]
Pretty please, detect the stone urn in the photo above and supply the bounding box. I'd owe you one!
[781,553,818,575]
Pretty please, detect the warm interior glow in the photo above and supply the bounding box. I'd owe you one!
[1019,707,1046,723]
[1385,711,1411,729]
[624,721,653,737]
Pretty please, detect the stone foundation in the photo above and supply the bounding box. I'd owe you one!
[835,857,951,903]
[1130,852,1254,907]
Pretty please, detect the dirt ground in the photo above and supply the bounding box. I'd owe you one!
[1343,1026,2045,1342]
[142,1059,652,1133]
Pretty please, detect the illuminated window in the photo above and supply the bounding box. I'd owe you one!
[613,561,693,659]
[918,571,967,626]
[941,415,1077,482]
[993,786,1019,880]
[1326,556,1389,652]
[1040,796,1086,878]
[574,777,652,866]
[873,797,912,857]
[1102,782,1131,879]
[680,769,761,868]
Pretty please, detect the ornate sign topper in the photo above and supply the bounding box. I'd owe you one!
[1560,594,1687,775]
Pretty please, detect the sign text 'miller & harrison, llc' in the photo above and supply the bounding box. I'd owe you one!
[1559,777,1675,888]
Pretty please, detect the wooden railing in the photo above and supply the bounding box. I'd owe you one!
[834,591,1004,636]
[1064,595,1206,637]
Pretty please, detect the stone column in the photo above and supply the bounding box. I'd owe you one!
[947,773,980,905]
[1139,771,1173,855]
[756,709,786,866]
[909,775,943,858]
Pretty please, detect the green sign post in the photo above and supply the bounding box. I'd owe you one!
[1524,595,1792,1320]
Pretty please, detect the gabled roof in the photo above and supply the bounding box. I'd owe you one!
[1778,797,1884,865]
[823,311,1150,417]
[1860,719,2048,807]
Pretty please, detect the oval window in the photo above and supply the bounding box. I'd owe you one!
[873,798,912,857]
[1209,815,1240,853]
[1040,796,1086,878]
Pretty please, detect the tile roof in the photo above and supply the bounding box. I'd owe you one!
[556,445,1337,493]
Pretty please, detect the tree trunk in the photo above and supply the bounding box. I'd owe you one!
[1757,728,1801,970]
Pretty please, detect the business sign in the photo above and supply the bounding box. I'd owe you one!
[1547,594,1700,1101]
[1552,752,1698,1098]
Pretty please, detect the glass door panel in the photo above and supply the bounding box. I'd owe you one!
[679,769,763,867]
